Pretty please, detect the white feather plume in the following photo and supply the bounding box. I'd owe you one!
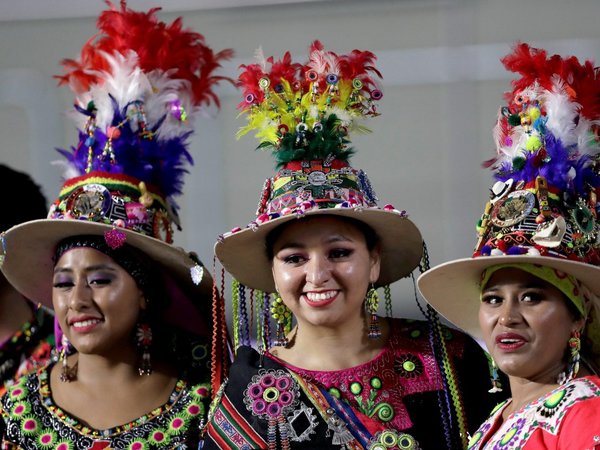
[145,70,195,141]
[544,77,581,147]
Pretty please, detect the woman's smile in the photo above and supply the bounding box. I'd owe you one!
[302,290,339,307]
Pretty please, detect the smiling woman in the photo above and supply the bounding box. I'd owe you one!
[203,42,504,450]
[418,43,600,449]
[0,2,232,448]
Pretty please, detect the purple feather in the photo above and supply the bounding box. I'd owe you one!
[494,132,600,199]
[56,100,195,205]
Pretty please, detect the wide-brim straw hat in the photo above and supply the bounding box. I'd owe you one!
[418,255,600,341]
[216,206,423,293]
[419,43,600,342]
[1,218,212,335]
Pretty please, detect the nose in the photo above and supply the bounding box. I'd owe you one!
[498,298,521,327]
[305,254,331,286]
[68,279,93,310]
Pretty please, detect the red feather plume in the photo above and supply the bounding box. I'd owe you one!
[340,49,382,91]
[56,0,233,107]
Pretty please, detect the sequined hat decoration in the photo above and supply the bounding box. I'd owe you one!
[418,43,600,347]
[215,41,423,294]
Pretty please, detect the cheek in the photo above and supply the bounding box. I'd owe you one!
[272,263,298,291]
[52,292,69,323]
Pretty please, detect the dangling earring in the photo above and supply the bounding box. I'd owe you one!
[365,285,381,340]
[59,334,77,382]
[136,321,153,376]
[270,294,291,347]
[488,357,503,393]
[558,329,581,385]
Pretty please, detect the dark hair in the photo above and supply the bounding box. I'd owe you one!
[265,214,379,260]
[0,164,47,231]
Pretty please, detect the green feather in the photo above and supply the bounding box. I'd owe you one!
[256,114,356,167]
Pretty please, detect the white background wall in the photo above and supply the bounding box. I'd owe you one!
[1,0,599,319]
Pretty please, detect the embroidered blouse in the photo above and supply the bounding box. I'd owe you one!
[0,364,211,449]
[467,375,600,450]
[204,318,503,449]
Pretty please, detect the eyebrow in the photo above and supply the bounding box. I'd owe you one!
[53,264,118,275]
[276,235,354,251]
[483,281,547,293]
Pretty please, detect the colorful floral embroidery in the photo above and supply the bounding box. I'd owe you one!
[275,318,461,431]
[0,364,209,449]
[368,429,419,449]
[469,377,600,449]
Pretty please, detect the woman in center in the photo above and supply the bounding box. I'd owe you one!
[203,42,503,450]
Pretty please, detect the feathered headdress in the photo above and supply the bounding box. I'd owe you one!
[52,0,233,236]
[472,43,600,264]
[418,44,600,380]
[237,40,382,167]
[490,43,600,198]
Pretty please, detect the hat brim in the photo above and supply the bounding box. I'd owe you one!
[216,208,423,292]
[417,255,600,340]
[1,219,213,311]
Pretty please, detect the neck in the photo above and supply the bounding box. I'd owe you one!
[276,315,388,371]
[0,282,34,344]
[72,346,142,385]
[506,372,562,415]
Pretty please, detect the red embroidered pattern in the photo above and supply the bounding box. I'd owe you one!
[267,319,463,431]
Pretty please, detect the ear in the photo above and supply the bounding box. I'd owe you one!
[573,317,586,334]
[271,266,278,293]
[369,245,382,284]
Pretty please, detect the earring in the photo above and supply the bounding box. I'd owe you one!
[270,294,292,347]
[136,321,153,376]
[558,330,581,385]
[365,285,381,340]
[488,357,503,393]
[59,334,77,383]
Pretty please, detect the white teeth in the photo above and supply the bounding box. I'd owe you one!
[501,339,520,344]
[72,319,101,329]
[305,291,336,302]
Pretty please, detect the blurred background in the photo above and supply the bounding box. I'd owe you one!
[1,0,599,320]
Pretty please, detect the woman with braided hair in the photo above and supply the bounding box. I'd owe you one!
[203,41,503,450]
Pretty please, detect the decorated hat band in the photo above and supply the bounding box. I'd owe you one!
[254,158,382,221]
[474,173,600,264]
[50,171,175,247]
